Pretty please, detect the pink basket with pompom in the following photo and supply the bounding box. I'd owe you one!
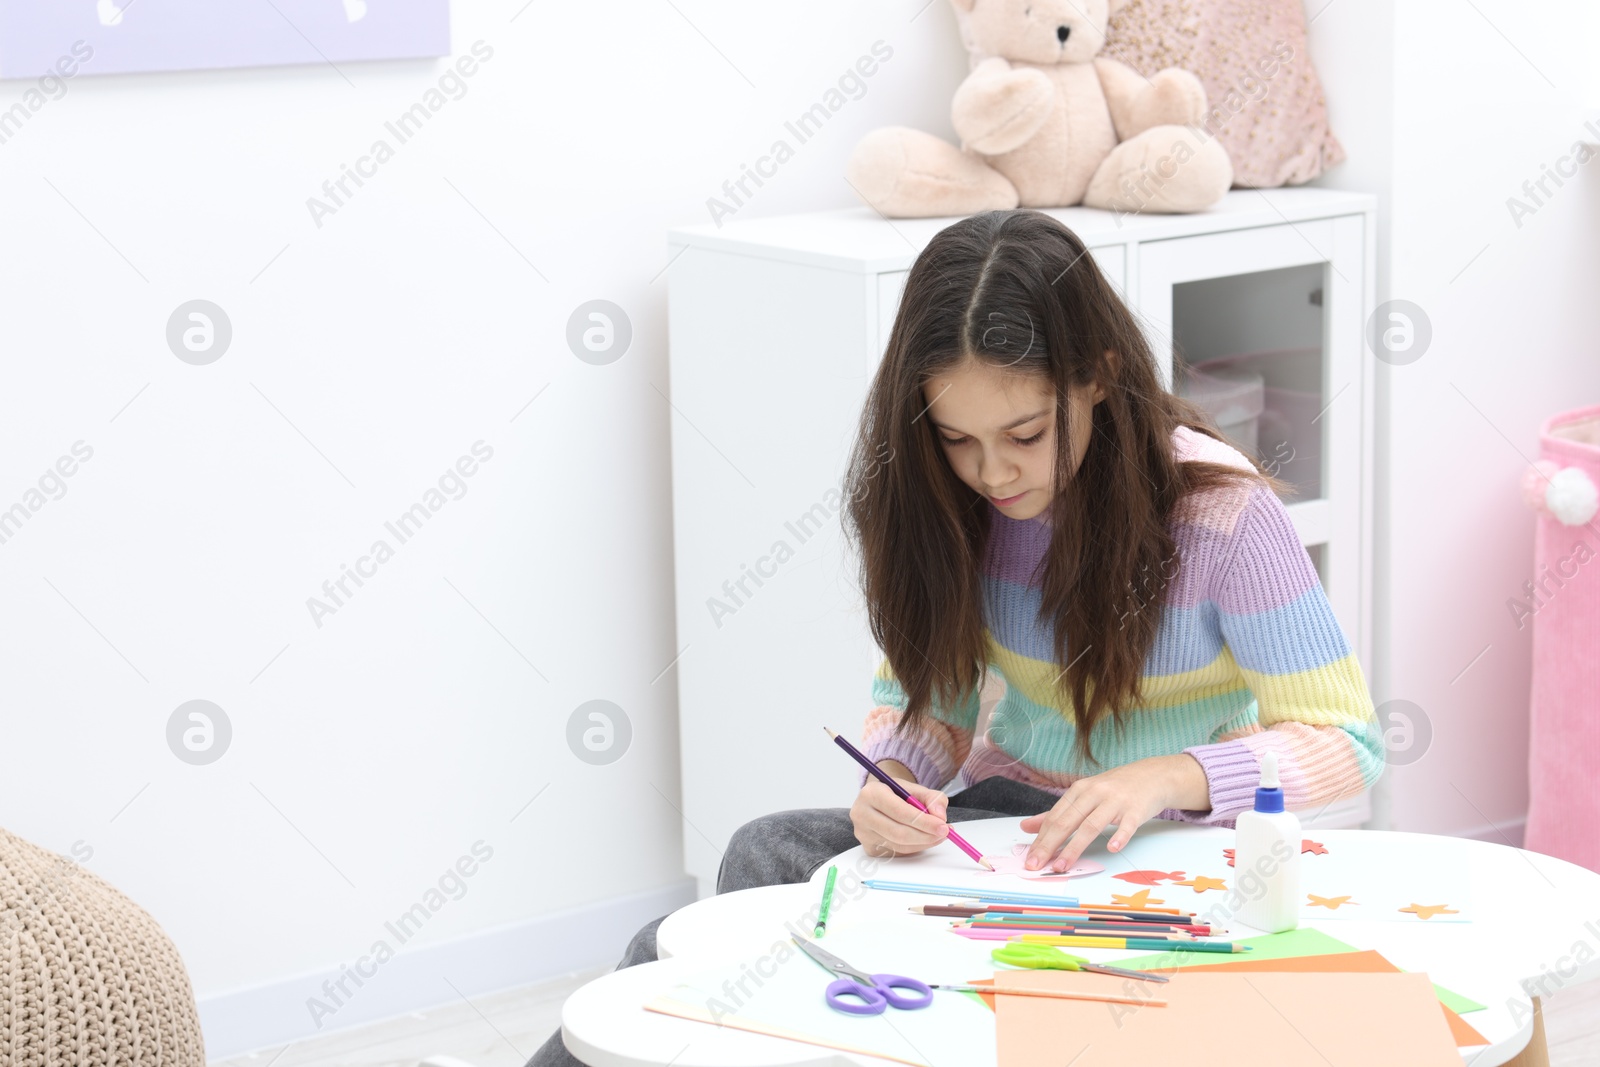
[1519,404,1600,872]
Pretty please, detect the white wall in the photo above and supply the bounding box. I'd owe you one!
[0,0,968,1057]
[1309,0,1600,838]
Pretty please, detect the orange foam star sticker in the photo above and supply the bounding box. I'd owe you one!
[1227,843,1323,868]
[1307,894,1355,910]
[1174,875,1227,893]
[1112,869,1185,886]
[1400,903,1460,920]
[1111,889,1166,908]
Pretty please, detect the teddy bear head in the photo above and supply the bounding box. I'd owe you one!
[950,0,1127,65]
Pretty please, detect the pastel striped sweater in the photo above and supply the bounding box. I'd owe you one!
[861,425,1383,827]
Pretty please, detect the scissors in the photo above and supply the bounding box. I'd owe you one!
[991,942,1170,983]
[791,935,934,1015]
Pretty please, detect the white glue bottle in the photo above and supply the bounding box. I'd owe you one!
[1232,750,1301,933]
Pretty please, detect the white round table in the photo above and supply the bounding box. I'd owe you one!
[563,819,1600,1066]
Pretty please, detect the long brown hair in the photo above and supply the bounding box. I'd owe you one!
[842,209,1294,768]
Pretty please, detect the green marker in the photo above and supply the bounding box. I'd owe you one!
[814,865,838,938]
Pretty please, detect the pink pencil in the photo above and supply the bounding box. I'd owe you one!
[952,927,1028,941]
[824,727,994,871]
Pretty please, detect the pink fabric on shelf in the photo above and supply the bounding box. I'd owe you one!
[1522,403,1600,874]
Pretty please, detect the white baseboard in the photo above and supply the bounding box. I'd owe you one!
[198,878,697,1062]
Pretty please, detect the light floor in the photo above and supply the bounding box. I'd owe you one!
[211,968,1600,1067]
[208,966,611,1067]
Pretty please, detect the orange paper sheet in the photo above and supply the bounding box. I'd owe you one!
[992,969,1462,1066]
[1156,949,1488,1047]
[973,949,1487,1047]
[643,995,928,1066]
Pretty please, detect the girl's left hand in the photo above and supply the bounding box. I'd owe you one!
[1017,754,1206,872]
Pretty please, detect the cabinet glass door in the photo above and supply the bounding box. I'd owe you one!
[1170,262,1325,501]
[1135,217,1366,647]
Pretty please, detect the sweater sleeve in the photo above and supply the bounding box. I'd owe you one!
[1158,483,1384,827]
[858,656,981,792]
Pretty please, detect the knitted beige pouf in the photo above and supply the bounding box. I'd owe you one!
[0,827,205,1066]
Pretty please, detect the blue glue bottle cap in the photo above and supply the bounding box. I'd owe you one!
[1254,750,1285,813]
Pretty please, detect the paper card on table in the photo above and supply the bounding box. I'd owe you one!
[979,927,1369,1017]
[642,931,998,1067]
[1427,984,1488,1015]
[1101,928,1487,1016]
[979,844,1106,880]
[1154,950,1488,1047]
[1106,925,1360,968]
[966,956,1487,1049]
[645,994,931,1067]
[992,969,1462,1066]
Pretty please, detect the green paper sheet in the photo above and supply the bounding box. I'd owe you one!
[1101,927,1487,1014]
[1100,926,1352,967]
[1430,985,1487,1015]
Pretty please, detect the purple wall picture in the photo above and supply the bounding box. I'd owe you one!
[0,0,450,79]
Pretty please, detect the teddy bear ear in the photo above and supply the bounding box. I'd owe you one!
[1107,0,1131,12]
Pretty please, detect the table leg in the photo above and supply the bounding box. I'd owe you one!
[1501,996,1550,1067]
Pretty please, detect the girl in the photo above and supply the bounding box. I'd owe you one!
[526,208,1381,1067]
[842,208,1382,876]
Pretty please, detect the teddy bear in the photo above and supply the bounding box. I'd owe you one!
[846,0,1232,217]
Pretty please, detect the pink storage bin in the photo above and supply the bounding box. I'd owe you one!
[1194,347,1322,499]
[1176,361,1264,454]
[1520,404,1600,872]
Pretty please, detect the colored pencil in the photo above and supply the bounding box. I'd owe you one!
[978,920,1214,936]
[979,908,1196,921]
[960,913,1210,932]
[930,984,1167,1007]
[950,928,1188,945]
[959,923,1192,940]
[824,728,993,871]
[982,923,1214,937]
[1021,933,1252,953]
[961,921,1196,939]
[961,911,1191,926]
[814,864,837,937]
[953,927,1055,941]
[865,882,1201,912]
[869,883,1197,919]
[863,880,1079,906]
[909,904,1201,924]
[963,916,1187,929]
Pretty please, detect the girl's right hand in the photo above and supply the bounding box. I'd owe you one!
[850,774,951,858]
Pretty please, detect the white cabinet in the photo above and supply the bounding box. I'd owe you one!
[666,189,1377,896]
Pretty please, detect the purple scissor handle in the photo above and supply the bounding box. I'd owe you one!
[791,935,933,1016]
[824,974,934,1015]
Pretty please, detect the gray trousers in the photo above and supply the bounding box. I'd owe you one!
[524,775,1059,1067]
